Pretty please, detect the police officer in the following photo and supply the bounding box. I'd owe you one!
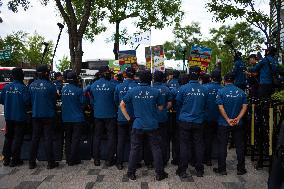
[54,72,63,96]
[246,54,259,98]
[232,51,247,91]
[153,71,172,166]
[29,65,59,169]
[91,66,117,167]
[61,72,86,166]
[167,70,180,89]
[214,72,248,175]
[120,70,168,181]
[176,66,208,178]
[114,67,138,170]
[249,46,279,98]
[0,68,30,167]
[203,71,222,166]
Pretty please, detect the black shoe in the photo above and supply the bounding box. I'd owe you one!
[136,162,142,169]
[68,160,81,166]
[176,169,188,178]
[196,170,204,177]
[105,160,115,167]
[94,160,100,166]
[213,167,227,175]
[156,171,168,181]
[171,159,178,165]
[29,162,37,169]
[127,172,136,180]
[116,163,123,170]
[47,162,59,169]
[10,159,23,167]
[237,168,247,175]
[146,163,154,169]
[3,158,10,166]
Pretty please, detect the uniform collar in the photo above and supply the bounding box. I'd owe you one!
[153,82,163,86]
[225,83,234,87]
[140,83,150,86]
[189,80,199,84]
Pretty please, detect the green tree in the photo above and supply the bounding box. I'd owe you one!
[56,55,71,72]
[0,31,27,66]
[25,32,54,66]
[206,0,278,46]
[4,0,106,74]
[90,0,184,59]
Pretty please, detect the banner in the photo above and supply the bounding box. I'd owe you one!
[188,45,212,72]
[108,60,120,74]
[145,45,165,72]
[131,31,151,45]
[118,50,137,65]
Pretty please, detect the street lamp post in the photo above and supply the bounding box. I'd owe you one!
[51,23,64,71]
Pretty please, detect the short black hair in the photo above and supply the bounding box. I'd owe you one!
[188,66,201,80]
[178,73,189,85]
[224,72,235,82]
[12,68,24,81]
[200,73,211,84]
[249,54,257,59]
[140,70,152,84]
[125,67,136,79]
[154,71,164,82]
[211,70,221,82]
[173,70,180,79]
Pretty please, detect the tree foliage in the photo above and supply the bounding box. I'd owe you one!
[206,0,272,44]
[56,55,71,72]
[0,31,53,67]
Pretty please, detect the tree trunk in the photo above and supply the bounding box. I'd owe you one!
[114,20,120,60]
[69,32,83,74]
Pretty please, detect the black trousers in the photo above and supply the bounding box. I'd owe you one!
[178,122,204,172]
[93,118,116,162]
[2,120,25,160]
[64,122,82,163]
[128,128,164,175]
[203,121,217,162]
[159,122,170,164]
[30,118,55,163]
[117,123,132,163]
[217,126,245,171]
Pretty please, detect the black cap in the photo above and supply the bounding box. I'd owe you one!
[66,71,77,81]
[154,71,164,82]
[12,67,24,81]
[99,66,109,73]
[36,64,50,73]
[224,72,235,82]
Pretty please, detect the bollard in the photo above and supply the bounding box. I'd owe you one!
[269,107,274,157]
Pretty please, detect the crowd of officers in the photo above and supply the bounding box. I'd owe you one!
[0,46,280,181]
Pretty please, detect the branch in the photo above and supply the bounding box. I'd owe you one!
[54,0,71,28]
[65,0,77,31]
[78,0,92,38]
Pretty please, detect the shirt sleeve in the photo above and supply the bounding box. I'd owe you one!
[242,92,248,105]
[216,90,223,105]
[114,86,120,106]
[250,57,266,72]
[123,90,132,104]
[22,85,30,106]
[156,91,163,106]
[0,86,6,105]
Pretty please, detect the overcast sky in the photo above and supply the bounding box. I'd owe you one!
[0,0,270,69]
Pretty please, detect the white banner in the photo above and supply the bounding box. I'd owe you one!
[131,31,151,45]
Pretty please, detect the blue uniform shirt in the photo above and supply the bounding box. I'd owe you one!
[90,78,116,118]
[123,83,163,130]
[216,84,247,127]
[176,80,208,124]
[204,82,223,122]
[167,78,180,89]
[114,79,138,124]
[250,55,278,84]
[29,79,57,118]
[232,59,247,86]
[54,80,63,93]
[153,82,172,123]
[61,84,86,123]
[0,80,30,121]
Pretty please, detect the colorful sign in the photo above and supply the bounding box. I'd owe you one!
[188,45,212,72]
[145,45,165,72]
[118,50,137,65]
[108,60,120,73]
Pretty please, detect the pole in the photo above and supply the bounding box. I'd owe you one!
[40,42,49,64]
[51,23,64,71]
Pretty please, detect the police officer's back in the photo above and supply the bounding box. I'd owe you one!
[29,65,58,169]
[232,52,247,90]
[61,72,86,166]
[0,68,30,167]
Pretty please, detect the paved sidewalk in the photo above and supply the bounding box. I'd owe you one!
[0,149,268,189]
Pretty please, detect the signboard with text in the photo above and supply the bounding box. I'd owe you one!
[188,45,212,72]
[145,45,165,72]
